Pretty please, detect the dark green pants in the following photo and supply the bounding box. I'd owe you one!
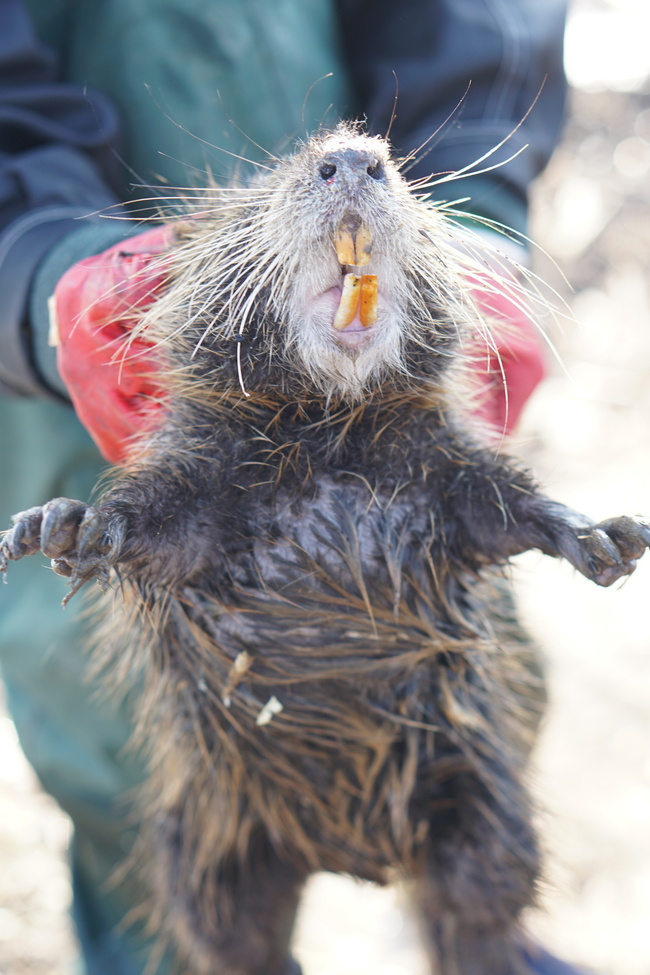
[0,398,173,975]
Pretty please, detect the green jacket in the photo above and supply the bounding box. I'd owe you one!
[1,4,352,972]
[0,1,567,972]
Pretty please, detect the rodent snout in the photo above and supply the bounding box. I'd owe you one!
[318,148,386,184]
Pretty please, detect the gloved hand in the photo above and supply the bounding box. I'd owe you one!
[468,273,546,437]
[51,224,544,465]
[51,225,174,465]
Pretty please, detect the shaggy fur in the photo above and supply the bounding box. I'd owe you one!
[2,125,649,975]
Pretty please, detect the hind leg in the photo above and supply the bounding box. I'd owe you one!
[153,812,309,975]
[412,772,540,975]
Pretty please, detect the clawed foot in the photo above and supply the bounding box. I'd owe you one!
[570,515,650,586]
[0,497,119,604]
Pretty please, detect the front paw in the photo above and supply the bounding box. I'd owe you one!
[573,515,650,586]
[0,497,118,603]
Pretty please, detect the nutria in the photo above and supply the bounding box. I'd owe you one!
[1,124,649,975]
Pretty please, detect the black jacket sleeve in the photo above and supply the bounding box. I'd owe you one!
[0,0,567,399]
[336,0,568,231]
[0,0,128,396]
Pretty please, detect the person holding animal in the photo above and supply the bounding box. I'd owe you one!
[0,3,605,974]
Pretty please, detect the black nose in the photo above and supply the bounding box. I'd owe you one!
[318,149,385,183]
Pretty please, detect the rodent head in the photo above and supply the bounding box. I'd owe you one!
[147,124,475,403]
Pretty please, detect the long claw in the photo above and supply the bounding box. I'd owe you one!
[77,508,111,560]
[5,506,44,560]
[574,515,650,586]
[1,497,119,604]
[41,499,88,558]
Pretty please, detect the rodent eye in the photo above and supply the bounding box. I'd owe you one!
[319,163,337,180]
[366,161,384,180]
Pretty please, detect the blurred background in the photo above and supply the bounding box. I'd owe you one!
[2,0,650,972]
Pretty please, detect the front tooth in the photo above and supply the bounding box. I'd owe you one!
[333,273,361,330]
[334,230,357,267]
[359,275,377,328]
[353,225,373,266]
[334,219,372,267]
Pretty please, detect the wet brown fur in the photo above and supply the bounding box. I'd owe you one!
[3,124,650,975]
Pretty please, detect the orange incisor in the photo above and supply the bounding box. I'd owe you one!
[333,274,377,330]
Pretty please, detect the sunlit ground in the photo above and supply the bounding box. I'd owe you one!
[564,0,650,93]
[510,2,650,970]
[2,1,650,973]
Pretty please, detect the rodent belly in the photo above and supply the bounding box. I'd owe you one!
[199,478,455,740]
[199,600,446,876]
[164,526,487,873]
[244,477,435,606]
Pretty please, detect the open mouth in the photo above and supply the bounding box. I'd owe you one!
[331,217,378,342]
[333,272,378,331]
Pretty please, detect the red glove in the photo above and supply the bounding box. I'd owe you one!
[52,226,543,464]
[52,226,174,465]
[468,275,546,438]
